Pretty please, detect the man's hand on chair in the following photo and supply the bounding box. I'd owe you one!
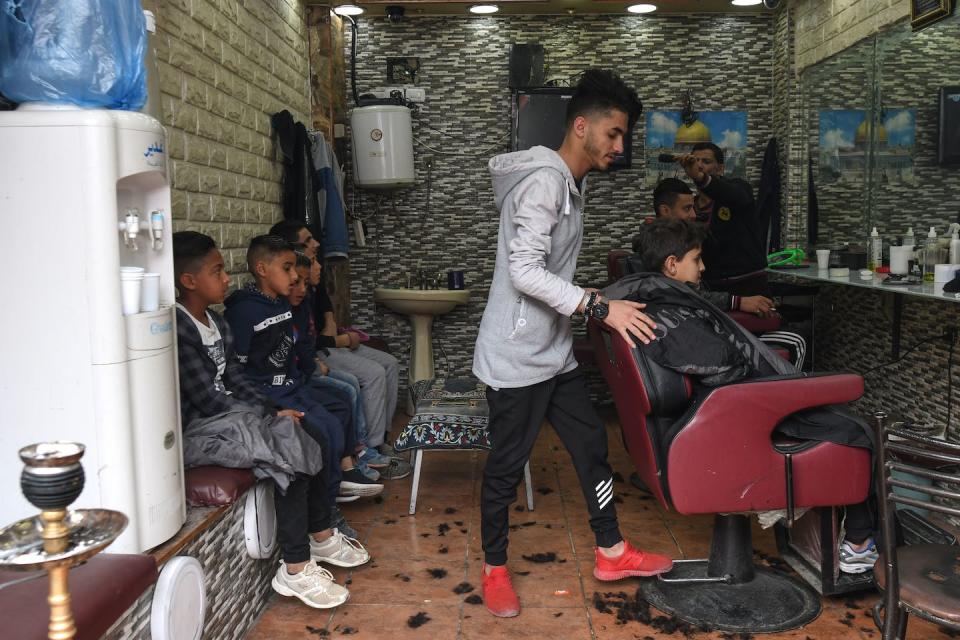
[605,300,657,345]
[740,295,775,317]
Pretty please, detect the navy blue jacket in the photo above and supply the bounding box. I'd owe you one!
[224,284,300,388]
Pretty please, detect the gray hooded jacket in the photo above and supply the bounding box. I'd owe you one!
[473,146,588,388]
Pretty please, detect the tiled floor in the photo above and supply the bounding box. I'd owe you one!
[247,416,955,640]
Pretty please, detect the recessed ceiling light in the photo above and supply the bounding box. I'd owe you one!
[469,4,499,13]
[626,4,657,14]
[731,0,763,6]
[334,4,364,16]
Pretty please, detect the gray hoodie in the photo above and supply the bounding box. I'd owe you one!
[473,146,588,388]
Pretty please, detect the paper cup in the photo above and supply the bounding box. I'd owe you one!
[120,270,144,316]
[141,273,160,312]
[815,249,831,269]
[889,246,911,275]
[934,264,960,283]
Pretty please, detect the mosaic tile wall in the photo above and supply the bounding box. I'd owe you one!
[341,14,776,391]
[102,497,277,640]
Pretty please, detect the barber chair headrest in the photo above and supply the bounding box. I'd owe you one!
[632,346,691,417]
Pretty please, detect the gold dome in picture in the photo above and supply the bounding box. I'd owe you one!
[855,118,888,145]
[674,119,712,144]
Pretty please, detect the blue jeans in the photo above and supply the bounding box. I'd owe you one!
[265,381,353,504]
[310,369,368,444]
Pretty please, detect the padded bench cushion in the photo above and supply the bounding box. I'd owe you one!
[394,377,491,452]
[0,553,157,640]
[185,466,255,507]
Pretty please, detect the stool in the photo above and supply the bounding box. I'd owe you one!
[394,377,534,515]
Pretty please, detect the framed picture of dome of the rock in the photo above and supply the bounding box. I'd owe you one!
[644,110,748,187]
[817,109,916,185]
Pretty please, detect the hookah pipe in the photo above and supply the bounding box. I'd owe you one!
[0,443,127,640]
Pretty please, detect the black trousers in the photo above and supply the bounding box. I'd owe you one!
[275,472,331,564]
[481,368,622,565]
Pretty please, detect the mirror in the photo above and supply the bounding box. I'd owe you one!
[799,13,959,248]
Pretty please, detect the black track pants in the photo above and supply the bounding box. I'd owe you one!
[481,368,622,565]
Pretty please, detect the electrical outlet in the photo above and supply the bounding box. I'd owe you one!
[405,87,426,102]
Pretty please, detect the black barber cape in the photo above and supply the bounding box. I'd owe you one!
[603,273,873,451]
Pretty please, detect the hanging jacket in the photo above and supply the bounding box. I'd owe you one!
[309,132,350,259]
[271,110,320,229]
[473,146,588,389]
[757,137,781,253]
[224,283,299,388]
[603,272,873,450]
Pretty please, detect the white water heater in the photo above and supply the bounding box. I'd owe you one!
[350,105,415,190]
[0,105,186,553]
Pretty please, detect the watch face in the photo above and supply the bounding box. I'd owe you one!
[594,302,609,320]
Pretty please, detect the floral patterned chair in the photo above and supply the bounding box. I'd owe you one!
[394,377,534,515]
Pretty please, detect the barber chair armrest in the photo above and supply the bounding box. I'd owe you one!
[672,373,863,450]
[693,373,862,422]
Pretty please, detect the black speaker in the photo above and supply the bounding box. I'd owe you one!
[509,44,545,89]
[939,86,960,165]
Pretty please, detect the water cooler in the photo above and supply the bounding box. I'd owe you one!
[0,104,185,553]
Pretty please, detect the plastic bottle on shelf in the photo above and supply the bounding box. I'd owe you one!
[903,227,915,248]
[950,224,960,265]
[868,227,882,270]
[923,226,938,282]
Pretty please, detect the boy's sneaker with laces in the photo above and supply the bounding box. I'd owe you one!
[360,448,394,469]
[377,442,400,458]
[311,529,371,567]
[328,506,359,539]
[378,458,412,480]
[359,465,380,482]
[271,560,349,609]
[339,468,384,497]
[839,538,879,574]
[481,565,520,618]
[593,541,674,581]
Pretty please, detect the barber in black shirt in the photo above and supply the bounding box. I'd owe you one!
[679,142,768,296]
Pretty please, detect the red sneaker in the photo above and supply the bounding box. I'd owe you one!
[481,565,520,617]
[593,541,673,581]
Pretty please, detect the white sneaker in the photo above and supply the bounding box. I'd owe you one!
[271,560,349,609]
[311,529,371,568]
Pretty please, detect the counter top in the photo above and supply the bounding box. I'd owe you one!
[768,265,960,304]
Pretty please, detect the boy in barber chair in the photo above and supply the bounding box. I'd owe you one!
[606,218,879,573]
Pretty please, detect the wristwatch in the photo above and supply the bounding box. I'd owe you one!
[591,296,609,321]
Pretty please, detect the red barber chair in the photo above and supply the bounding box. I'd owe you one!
[606,249,782,334]
[589,320,872,633]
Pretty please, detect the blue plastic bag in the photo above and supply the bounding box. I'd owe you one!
[0,0,147,109]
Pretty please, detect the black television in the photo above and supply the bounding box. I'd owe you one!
[511,87,632,170]
[939,86,960,165]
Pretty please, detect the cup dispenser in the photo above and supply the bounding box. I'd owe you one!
[0,105,185,552]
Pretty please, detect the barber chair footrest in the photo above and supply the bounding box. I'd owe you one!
[639,560,821,633]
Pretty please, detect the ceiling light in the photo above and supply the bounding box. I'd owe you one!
[334,4,364,16]
[731,0,763,6]
[469,4,499,13]
[626,4,657,14]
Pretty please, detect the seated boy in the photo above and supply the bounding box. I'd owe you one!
[607,218,877,573]
[628,179,807,369]
[173,231,369,608]
[269,220,401,459]
[290,247,412,481]
[223,235,383,510]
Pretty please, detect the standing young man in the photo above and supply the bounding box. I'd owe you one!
[679,142,768,295]
[473,69,674,618]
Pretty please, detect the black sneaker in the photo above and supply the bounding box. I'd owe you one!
[340,468,384,497]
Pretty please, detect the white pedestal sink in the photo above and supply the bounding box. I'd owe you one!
[374,288,470,412]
